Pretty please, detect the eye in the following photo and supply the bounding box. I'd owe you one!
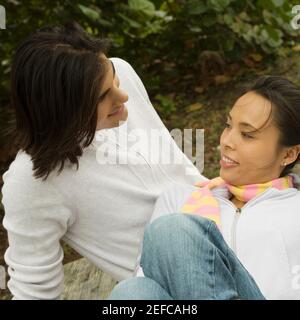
[98,95,106,103]
[241,132,254,139]
[225,122,231,128]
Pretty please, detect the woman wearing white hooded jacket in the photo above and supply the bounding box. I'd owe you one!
[109,76,300,300]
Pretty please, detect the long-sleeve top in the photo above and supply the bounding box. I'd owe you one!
[1,58,204,299]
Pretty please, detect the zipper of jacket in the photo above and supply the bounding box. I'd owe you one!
[213,188,273,254]
[231,207,241,253]
[213,196,242,253]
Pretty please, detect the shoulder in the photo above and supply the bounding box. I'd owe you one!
[2,151,36,193]
[2,151,68,213]
[288,189,300,207]
[160,183,197,201]
[155,182,197,211]
[150,183,198,223]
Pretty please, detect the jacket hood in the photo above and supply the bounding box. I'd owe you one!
[290,173,300,190]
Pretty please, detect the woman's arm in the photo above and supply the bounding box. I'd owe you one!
[2,156,75,299]
[3,208,69,300]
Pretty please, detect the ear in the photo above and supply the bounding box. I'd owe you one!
[282,145,300,166]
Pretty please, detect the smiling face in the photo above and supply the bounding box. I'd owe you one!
[96,57,129,130]
[219,91,298,186]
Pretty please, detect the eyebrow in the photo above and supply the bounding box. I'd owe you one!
[98,61,116,101]
[227,113,258,131]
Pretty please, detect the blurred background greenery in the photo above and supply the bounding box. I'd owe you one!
[1,0,300,299]
[1,0,300,175]
[1,0,300,99]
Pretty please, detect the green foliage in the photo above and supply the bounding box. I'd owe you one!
[154,94,176,116]
[0,0,299,110]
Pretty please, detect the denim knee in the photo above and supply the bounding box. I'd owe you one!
[142,214,212,257]
[107,278,144,300]
[107,277,173,300]
[146,213,212,239]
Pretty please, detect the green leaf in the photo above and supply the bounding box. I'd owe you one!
[78,4,101,21]
[224,37,235,51]
[155,94,176,115]
[128,0,156,17]
[208,0,231,12]
[190,26,202,33]
[118,12,141,28]
[257,0,275,10]
[186,0,208,15]
[223,13,234,25]
[271,0,284,7]
[265,25,281,41]
[202,13,217,27]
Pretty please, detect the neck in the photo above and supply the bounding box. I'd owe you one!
[230,196,245,209]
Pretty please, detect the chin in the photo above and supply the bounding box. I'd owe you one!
[112,119,127,128]
[97,109,128,130]
[220,169,239,186]
[114,106,128,125]
[115,110,128,127]
[121,107,128,121]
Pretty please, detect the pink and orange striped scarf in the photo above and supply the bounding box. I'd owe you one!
[181,175,294,232]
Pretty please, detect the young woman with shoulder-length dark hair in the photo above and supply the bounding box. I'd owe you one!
[11,23,113,180]
[1,22,204,299]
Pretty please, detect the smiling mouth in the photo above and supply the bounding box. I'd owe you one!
[220,155,240,168]
[108,105,124,117]
[221,155,239,164]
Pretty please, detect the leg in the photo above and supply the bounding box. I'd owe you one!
[140,214,265,300]
[107,277,173,300]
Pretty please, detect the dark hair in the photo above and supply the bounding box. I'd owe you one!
[10,22,110,180]
[242,75,300,177]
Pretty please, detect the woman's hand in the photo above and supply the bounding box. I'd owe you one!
[194,176,225,190]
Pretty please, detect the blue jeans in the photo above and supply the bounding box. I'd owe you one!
[108,214,265,300]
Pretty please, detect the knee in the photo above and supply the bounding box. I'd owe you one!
[143,213,212,252]
[107,277,171,300]
[144,214,184,248]
[107,278,143,300]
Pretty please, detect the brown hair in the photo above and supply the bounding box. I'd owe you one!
[242,75,300,176]
[10,22,110,180]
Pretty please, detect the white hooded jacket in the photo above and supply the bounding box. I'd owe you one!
[135,173,300,300]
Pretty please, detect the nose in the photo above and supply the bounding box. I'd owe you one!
[220,128,235,150]
[118,88,129,104]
